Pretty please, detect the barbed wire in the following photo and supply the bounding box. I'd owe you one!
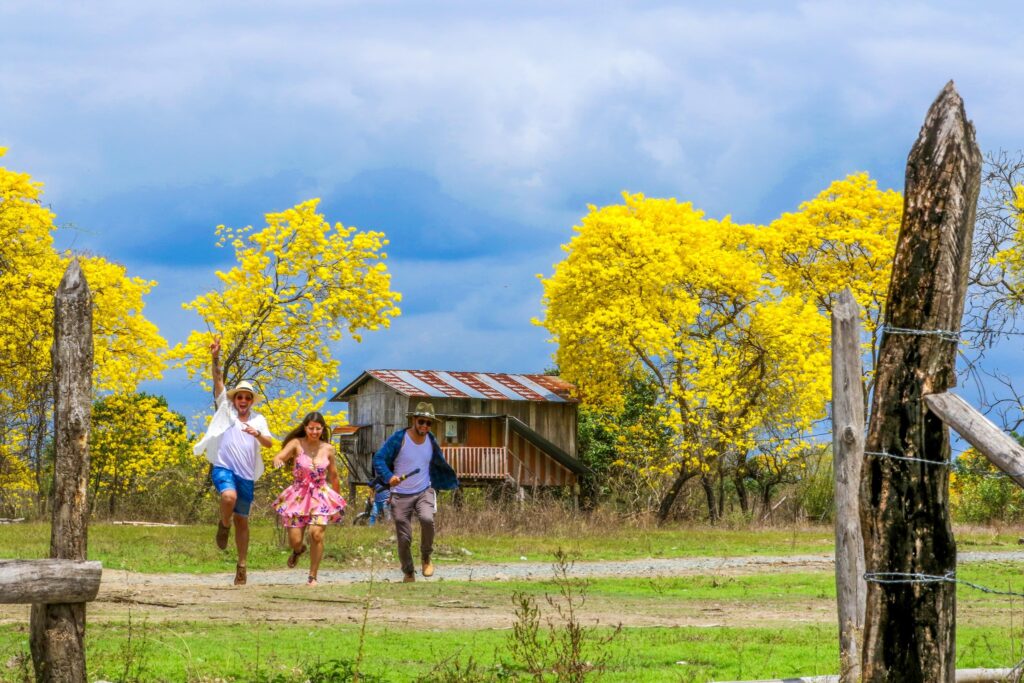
[864,570,1024,599]
[864,450,952,466]
[750,431,833,446]
[880,324,961,343]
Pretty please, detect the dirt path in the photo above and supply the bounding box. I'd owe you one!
[3,552,1019,631]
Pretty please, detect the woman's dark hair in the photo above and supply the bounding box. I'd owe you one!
[282,412,331,447]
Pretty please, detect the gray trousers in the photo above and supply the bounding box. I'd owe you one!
[390,488,435,575]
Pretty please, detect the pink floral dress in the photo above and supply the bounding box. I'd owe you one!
[273,450,347,528]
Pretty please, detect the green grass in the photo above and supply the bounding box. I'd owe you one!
[2,521,1020,573]
[0,621,1020,682]
[299,562,1023,616]
[4,521,1022,680]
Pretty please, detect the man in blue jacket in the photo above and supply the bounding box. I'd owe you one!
[372,402,458,582]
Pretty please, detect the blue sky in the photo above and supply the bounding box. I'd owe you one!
[2,1,1022,421]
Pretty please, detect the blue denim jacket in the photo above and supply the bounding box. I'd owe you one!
[372,429,459,491]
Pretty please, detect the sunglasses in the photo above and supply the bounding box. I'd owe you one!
[416,419,433,427]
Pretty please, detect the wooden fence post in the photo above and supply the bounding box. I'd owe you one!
[830,288,865,682]
[29,259,94,683]
[859,82,981,681]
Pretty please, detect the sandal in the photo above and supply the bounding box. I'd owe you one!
[307,575,317,587]
[287,544,307,569]
[234,564,247,586]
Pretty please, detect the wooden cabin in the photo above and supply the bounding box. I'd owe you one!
[329,370,585,499]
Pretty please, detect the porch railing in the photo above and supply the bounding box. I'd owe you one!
[443,446,509,479]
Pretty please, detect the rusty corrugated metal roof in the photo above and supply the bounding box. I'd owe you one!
[331,370,577,403]
[331,425,364,436]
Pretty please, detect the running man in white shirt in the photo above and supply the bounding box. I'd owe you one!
[193,337,274,585]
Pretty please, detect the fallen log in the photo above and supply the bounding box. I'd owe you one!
[0,560,101,604]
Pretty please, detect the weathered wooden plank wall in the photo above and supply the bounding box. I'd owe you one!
[340,377,578,487]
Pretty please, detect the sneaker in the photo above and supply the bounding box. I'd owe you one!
[234,564,247,586]
[422,561,434,577]
[403,572,416,583]
[216,521,230,550]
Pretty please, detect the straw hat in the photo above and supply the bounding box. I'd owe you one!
[226,380,261,404]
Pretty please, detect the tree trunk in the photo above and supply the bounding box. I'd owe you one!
[31,396,48,516]
[30,260,94,683]
[656,467,696,523]
[733,471,750,515]
[701,475,718,523]
[716,468,726,519]
[760,485,774,517]
[860,82,981,682]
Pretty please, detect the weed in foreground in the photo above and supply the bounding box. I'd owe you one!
[117,606,150,683]
[415,653,515,683]
[506,549,621,682]
[412,548,621,683]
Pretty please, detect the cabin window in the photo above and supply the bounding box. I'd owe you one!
[443,419,460,443]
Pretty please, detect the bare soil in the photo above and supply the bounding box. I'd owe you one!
[3,552,1018,631]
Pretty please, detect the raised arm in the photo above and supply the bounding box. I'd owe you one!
[210,336,224,400]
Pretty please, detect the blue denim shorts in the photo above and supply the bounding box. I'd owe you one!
[211,466,255,517]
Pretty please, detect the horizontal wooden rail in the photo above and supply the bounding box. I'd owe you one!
[443,447,509,479]
[0,560,102,604]
[713,669,1015,683]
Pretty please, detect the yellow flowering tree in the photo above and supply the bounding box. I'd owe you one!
[760,173,902,380]
[0,149,167,504]
[0,441,35,516]
[988,185,1024,304]
[950,444,1024,522]
[89,393,193,516]
[168,199,402,444]
[538,193,832,521]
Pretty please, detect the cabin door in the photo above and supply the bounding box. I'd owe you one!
[467,420,491,447]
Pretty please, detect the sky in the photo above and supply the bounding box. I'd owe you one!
[2,1,1023,423]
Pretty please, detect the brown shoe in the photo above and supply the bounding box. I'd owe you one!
[402,572,415,583]
[234,564,247,586]
[216,521,230,550]
[287,544,307,569]
[422,561,434,577]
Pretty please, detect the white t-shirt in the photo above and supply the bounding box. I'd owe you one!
[213,418,268,481]
[392,431,432,494]
[193,390,273,481]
